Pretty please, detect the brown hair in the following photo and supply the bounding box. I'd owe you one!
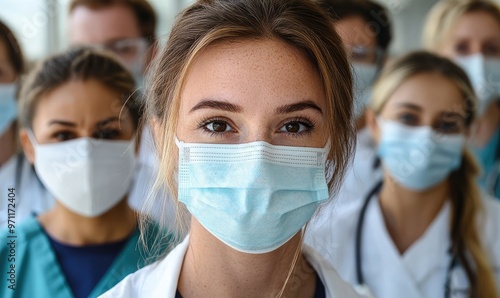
[143,0,354,243]
[19,47,142,130]
[69,0,157,41]
[318,0,393,52]
[424,0,500,51]
[371,51,498,298]
[0,20,24,76]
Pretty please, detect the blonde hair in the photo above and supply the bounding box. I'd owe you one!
[423,0,500,51]
[141,0,355,252]
[370,51,498,298]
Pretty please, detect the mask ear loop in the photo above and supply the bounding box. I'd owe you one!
[26,130,39,147]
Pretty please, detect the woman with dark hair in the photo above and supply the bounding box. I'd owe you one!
[0,47,170,298]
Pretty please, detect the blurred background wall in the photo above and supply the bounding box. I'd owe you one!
[0,0,499,62]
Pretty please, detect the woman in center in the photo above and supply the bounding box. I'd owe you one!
[102,0,366,297]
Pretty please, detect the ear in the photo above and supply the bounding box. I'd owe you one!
[365,110,380,145]
[19,129,35,164]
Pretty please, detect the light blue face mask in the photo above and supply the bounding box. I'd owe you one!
[0,83,17,136]
[377,120,465,191]
[454,54,500,115]
[352,63,378,120]
[176,138,330,254]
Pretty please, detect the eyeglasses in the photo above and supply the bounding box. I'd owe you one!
[94,37,150,64]
[346,45,385,66]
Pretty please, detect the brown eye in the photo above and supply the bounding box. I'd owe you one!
[212,121,227,132]
[279,120,313,134]
[285,123,300,133]
[454,42,470,56]
[204,120,233,133]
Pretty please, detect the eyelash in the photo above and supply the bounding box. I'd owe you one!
[196,116,316,137]
[197,117,235,137]
[280,117,316,137]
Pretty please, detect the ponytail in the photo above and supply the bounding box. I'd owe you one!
[448,150,497,297]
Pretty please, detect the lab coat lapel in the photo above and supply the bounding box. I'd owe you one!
[402,202,451,286]
[362,198,423,298]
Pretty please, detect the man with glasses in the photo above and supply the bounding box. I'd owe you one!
[313,0,393,212]
[68,0,174,226]
[69,0,156,87]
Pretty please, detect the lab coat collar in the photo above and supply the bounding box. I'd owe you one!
[402,201,451,284]
[132,235,366,298]
[365,197,451,288]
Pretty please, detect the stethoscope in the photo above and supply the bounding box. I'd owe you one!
[354,180,461,298]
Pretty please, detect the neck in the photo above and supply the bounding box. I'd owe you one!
[38,199,137,245]
[379,175,449,254]
[178,220,317,298]
[0,125,16,167]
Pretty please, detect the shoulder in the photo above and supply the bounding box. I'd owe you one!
[100,236,189,298]
[306,199,362,246]
[0,216,41,246]
[303,244,373,298]
[304,200,362,275]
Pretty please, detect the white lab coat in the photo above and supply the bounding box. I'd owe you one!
[0,154,54,226]
[333,128,382,209]
[100,235,372,298]
[305,193,500,298]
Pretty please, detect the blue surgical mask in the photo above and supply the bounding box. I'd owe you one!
[454,54,500,115]
[377,120,465,191]
[176,138,329,254]
[352,63,377,120]
[0,83,17,136]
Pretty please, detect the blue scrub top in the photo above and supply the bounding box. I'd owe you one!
[44,228,130,298]
[0,216,170,298]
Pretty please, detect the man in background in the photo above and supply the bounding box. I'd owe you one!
[68,0,175,228]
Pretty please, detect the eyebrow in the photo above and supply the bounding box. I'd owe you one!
[396,103,466,120]
[190,100,243,113]
[189,99,323,115]
[395,102,422,111]
[275,100,323,115]
[48,120,77,127]
[48,117,121,128]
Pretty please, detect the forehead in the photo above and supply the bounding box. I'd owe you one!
[335,15,377,48]
[34,79,125,124]
[69,4,142,45]
[386,72,466,115]
[451,11,500,41]
[180,39,325,113]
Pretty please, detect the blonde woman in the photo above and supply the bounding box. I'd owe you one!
[306,52,500,298]
[101,0,369,297]
[424,0,500,198]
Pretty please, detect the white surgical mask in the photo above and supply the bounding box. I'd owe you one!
[352,63,377,120]
[176,138,329,254]
[377,120,465,191]
[454,54,500,115]
[0,83,17,136]
[29,134,137,217]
